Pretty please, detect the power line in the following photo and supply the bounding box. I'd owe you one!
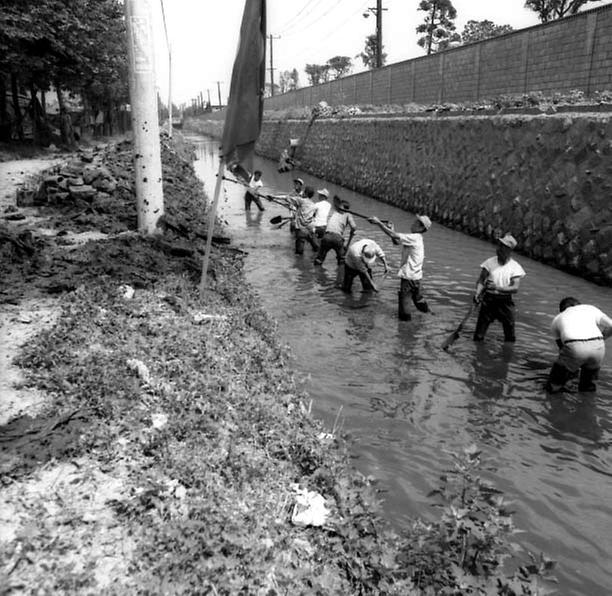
[275,0,324,34]
[276,0,370,68]
[279,0,353,37]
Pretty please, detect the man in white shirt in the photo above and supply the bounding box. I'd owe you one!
[312,188,331,241]
[369,214,432,321]
[244,170,265,211]
[342,239,388,293]
[473,234,526,342]
[546,297,612,392]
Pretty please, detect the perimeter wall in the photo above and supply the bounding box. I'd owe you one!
[265,3,612,110]
[187,112,612,285]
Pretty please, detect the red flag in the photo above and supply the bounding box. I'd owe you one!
[221,0,266,183]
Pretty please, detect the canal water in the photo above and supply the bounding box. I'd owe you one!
[190,135,612,595]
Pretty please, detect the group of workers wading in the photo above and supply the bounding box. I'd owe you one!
[243,173,612,395]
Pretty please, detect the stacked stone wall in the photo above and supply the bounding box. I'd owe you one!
[186,114,612,285]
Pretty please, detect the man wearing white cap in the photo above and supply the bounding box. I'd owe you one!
[312,188,331,241]
[343,239,388,293]
[369,214,432,320]
[473,233,526,342]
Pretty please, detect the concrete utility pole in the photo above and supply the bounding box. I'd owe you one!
[159,0,172,137]
[124,0,164,235]
[216,81,223,108]
[376,0,383,68]
[364,1,387,68]
[268,35,280,95]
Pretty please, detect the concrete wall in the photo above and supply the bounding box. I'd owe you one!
[265,4,612,110]
[187,113,612,285]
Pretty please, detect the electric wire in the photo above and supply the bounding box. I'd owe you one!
[275,0,370,71]
[274,0,325,34]
[279,0,351,38]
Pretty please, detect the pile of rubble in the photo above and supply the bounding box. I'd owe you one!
[16,149,119,210]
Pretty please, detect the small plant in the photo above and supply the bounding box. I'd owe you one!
[399,445,558,594]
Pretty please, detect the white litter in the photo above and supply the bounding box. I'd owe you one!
[151,413,168,430]
[126,358,150,384]
[118,284,135,300]
[290,484,330,527]
[193,312,227,324]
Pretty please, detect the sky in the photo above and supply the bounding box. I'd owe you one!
[150,0,611,108]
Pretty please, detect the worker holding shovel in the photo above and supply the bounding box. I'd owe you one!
[369,214,432,321]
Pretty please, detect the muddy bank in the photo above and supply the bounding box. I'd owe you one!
[0,137,555,594]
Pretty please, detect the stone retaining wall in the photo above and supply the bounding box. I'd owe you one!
[186,114,612,285]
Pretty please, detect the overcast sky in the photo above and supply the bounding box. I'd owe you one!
[151,0,610,107]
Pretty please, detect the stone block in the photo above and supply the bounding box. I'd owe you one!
[68,185,96,201]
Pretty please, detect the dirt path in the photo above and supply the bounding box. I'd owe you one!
[0,158,64,424]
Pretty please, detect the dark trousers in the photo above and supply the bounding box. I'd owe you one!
[295,228,318,254]
[547,359,600,393]
[314,232,345,265]
[342,265,374,293]
[244,191,264,211]
[398,279,429,320]
[473,293,515,342]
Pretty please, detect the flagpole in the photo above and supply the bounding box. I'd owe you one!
[199,159,225,295]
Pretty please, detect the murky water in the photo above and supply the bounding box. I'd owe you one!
[190,135,612,595]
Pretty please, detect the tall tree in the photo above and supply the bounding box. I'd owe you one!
[359,34,387,69]
[416,0,459,55]
[327,56,352,79]
[461,19,514,44]
[0,0,127,144]
[304,63,330,86]
[525,0,597,22]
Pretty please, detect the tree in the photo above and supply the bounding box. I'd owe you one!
[525,0,598,22]
[461,20,514,44]
[0,0,128,144]
[327,56,352,79]
[416,0,459,55]
[304,63,330,86]
[359,34,387,69]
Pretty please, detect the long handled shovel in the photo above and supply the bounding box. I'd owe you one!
[346,209,390,226]
[441,303,476,351]
[270,215,293,225]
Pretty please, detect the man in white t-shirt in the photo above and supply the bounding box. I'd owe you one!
[244,170,265,211]
[342,238,388,293]
[369,214,432,321]
[473,234,526,342]
[312,188,331,241]
[546,297,612,392]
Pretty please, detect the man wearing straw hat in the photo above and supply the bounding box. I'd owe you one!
[369,214,432,321]
[312,188,331,241]
[472,233,526,342]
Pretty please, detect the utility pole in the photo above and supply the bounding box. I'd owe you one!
[376,0,383,69]
[124,0,164,235]
[364,1,387,68]
[268,34,280,96]
[215,81,223,108]
[207,88,211,109]
[160,0,172,137]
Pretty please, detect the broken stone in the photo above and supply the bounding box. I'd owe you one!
[69,185,96,201]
